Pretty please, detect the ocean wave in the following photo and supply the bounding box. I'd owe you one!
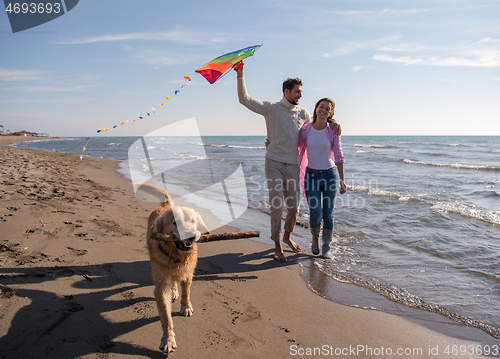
[188,141,265,150]
[9,138,75,147]
[171,152,204,159]
[210,144,265,150]
[349,184,500,225]
[355,150,370,154]
[432,202,500,225]
[107,142,121,146]
[450,143,462,147]
[350,184,500,225]
[229,145,266,149]
[404,159,500,171]
[353,144,394,149]
[349,185,399,197]
[348,185,420,203]
[309,261,500,339]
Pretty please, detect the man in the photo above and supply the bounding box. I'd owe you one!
[234,61,340,262]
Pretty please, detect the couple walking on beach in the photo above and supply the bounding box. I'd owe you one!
[234,61,347,263]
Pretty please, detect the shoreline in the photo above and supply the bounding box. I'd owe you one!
[1,136,497,358]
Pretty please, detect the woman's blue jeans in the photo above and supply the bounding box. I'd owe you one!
[304,167,339,231]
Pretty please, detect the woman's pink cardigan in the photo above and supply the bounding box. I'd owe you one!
[298,122,345,189]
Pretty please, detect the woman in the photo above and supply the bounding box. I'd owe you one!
[298,98,346,259]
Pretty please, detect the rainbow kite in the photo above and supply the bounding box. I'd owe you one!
[196,44,262,84]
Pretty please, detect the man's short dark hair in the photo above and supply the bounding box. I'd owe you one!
[282,78,303,94]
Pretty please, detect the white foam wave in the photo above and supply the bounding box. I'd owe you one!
[432,202,500,225]
[349,185,500,224]
[188,154,206,160]
[189,141,265,150]
[349,185,399,197]
[354,144,393,148]
[404,159,499,171]
[355,150,369,154]
[171,152,206,160]
[229,145,266,149]
[210,144,265,150]
[348,185,427,204]
[107,142,121,146]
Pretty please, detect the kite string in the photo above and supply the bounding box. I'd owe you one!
[80,75,192,159]
[79,137,91,160]
[96,75,192,134]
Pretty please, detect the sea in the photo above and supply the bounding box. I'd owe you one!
[11,135,500,342]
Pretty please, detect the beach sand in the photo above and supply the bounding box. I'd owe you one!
[0,136,495,358]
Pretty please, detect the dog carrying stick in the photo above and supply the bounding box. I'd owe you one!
[154,231,260,243]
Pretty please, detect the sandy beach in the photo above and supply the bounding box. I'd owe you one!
[0,136,496,359]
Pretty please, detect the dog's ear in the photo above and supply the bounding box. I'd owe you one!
[195,213,210,234]
[162,210,177,234]
[153,210,176,234]
[152,213,166,234]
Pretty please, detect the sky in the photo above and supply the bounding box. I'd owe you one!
[1,0,499,137]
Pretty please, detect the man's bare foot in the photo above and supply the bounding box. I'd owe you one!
[274,242,287,262]
[283,230,302,253]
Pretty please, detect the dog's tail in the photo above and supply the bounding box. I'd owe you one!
[133,183,174,207]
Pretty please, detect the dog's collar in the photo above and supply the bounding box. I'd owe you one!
[158,242,188,264]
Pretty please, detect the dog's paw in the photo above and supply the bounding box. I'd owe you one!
[159,332,177,354]
[180,304,194,317]
[171,287,179,303]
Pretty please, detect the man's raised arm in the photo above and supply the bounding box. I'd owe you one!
[234,61,268,116]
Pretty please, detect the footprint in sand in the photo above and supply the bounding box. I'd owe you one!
[66,247,87,256]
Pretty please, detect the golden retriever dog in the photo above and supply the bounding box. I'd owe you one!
[141,184,209,354]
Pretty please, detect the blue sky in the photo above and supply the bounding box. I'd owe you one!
[1,0,499,137]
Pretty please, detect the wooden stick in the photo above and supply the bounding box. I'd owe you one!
[198,231,260,243]
[154,231,260,243]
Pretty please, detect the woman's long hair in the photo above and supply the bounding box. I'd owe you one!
[312,97,335,124]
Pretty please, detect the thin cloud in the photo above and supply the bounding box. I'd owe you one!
[0,111,50,118]
[323,35,401,57]
[328,8,433,16]
[57,28,229,45]
[6,85,96,92]
[352,66,375,72]
[372,54,500,67]
[326,5,490,17]
[133,51,186,68]
[1,98,68,103]
[379,44,429,52]
[373,37,500,67]
[0,67,45,82]
[120,45,188,68]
